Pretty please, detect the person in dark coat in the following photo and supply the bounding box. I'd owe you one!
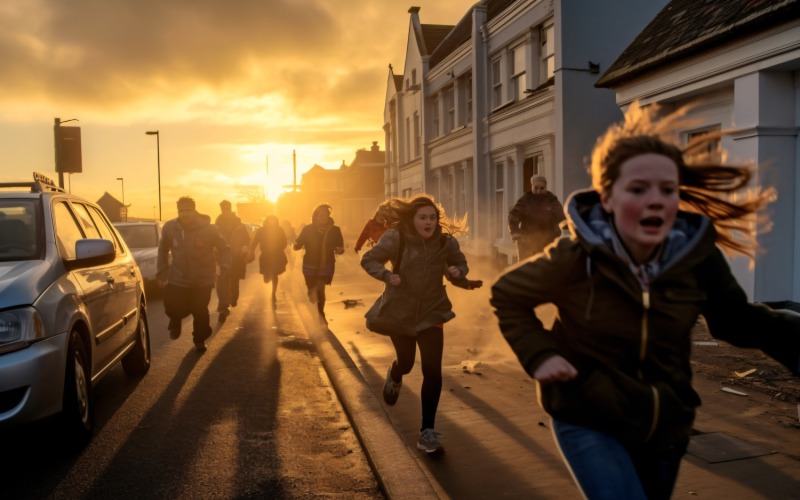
[214,200,250,319]
[293,204,344,323]
[249,215,288,306]
[491,102,800,499]
[361,196,482,454]
[508,175,565,261]
[157,196,230,353]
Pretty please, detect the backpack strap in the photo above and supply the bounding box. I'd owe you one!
[391,230,405,273]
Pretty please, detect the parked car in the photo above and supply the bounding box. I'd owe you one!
[113,221,163,290]
[0,173,151,445]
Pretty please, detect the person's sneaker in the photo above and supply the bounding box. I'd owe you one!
[169,324,181,340]
[417,428,444,454]
[218,309,230,323]
[194,341,207,354]
[382,364,402,405]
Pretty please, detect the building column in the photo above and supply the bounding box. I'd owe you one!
[732,71,799,302]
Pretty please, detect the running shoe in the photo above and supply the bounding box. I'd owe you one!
[417,428,444,454]
[382,364,402,405]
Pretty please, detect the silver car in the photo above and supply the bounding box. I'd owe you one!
[113,221,163,289]
[0,173,151,445]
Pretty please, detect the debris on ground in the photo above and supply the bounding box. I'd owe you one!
[694,341,719,346]
[461,360,482,375]
[735,368,757,378]
[721,387,748,396]
[341,299,362,308]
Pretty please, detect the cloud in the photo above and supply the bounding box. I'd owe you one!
[0,0,340,107]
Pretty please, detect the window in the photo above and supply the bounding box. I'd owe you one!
[511,44,527,101]
[412,69,417,86]
[53,202,85,260]
[466,77,473,124]
[444,86,455,132]
[405,117,411,161]
[492,58,503,108]
[494,163,505,238]
[541,23,555,81]
[87,205,123,253]
[413,112,421,157]
[70,203,102,239]
[687,127,722,161]
[432,96,440,137]
[402,188,412,198]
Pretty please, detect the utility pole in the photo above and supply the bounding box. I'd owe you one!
[293,149,297,192]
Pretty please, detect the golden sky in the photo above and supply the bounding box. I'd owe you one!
[0,0,473,218]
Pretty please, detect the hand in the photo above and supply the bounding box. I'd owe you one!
[388,274,401,286]
[511,234,520,242]
[466,279,483,290]
[533,356,578,384]
[447,265,462,279]
[334,246,344,255]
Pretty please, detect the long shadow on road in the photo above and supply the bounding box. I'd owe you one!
[83,286,285,499]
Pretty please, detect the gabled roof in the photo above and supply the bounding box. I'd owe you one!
[596,0,800,88]
[429,0,522,69]
[418,24,454,55]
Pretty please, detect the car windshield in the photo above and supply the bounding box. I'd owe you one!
[0,200,39,261]
[116,224,159,249]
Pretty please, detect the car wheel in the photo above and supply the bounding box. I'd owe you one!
[122,306,151,376]
[62,329,93,445]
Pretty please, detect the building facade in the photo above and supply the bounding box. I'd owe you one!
[383,0,668,263]
[596,0,800,302]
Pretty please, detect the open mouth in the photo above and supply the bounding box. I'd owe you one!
[640,217,664,228]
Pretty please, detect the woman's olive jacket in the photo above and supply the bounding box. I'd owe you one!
[361,228,471,336]
[491,189,800,450]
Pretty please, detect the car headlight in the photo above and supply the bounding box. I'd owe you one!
[0,307,44,354]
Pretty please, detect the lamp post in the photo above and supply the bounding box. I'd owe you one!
[145,130,161,221]
[116,177,125,205]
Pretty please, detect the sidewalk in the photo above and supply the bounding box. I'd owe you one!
[285,252,800,499]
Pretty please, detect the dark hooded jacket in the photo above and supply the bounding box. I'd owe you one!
[157,213,231,287]
[293,218,344,280]
[508,190,565,253]
[491,189,800,450]
[361,228,472,336]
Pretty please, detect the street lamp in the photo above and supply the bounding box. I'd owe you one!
[116,177,125,205]
[145,130,161,221]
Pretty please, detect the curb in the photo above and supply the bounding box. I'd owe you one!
[285,283,440,499]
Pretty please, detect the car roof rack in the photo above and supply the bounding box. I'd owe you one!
[0,173,66,193]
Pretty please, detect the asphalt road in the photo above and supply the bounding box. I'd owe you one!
[1,267,382,499]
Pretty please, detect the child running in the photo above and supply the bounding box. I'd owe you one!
[361,195,482,454]
[491,102,800,499]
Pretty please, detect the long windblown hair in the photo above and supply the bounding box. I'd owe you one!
[589,101,775,259]
[383,195,468,237]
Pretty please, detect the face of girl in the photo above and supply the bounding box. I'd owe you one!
[532,181,547,194]
[413,205,438,239]
[600,153,679,263]
[313,209,331,225]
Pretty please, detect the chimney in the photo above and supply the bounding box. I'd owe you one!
[371,141,379,152]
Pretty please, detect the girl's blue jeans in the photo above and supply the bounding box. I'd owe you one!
[552,419,684,500]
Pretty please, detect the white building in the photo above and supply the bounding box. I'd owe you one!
[383,0,668,264]
[596,0,800,303]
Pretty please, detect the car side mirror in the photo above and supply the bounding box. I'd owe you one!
[66,239,115,270]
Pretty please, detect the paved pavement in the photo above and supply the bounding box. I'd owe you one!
[281,251,800,499]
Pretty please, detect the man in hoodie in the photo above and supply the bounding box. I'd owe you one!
[214,200,250,320]
[157,196,231,353]
[508,175,565,261]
